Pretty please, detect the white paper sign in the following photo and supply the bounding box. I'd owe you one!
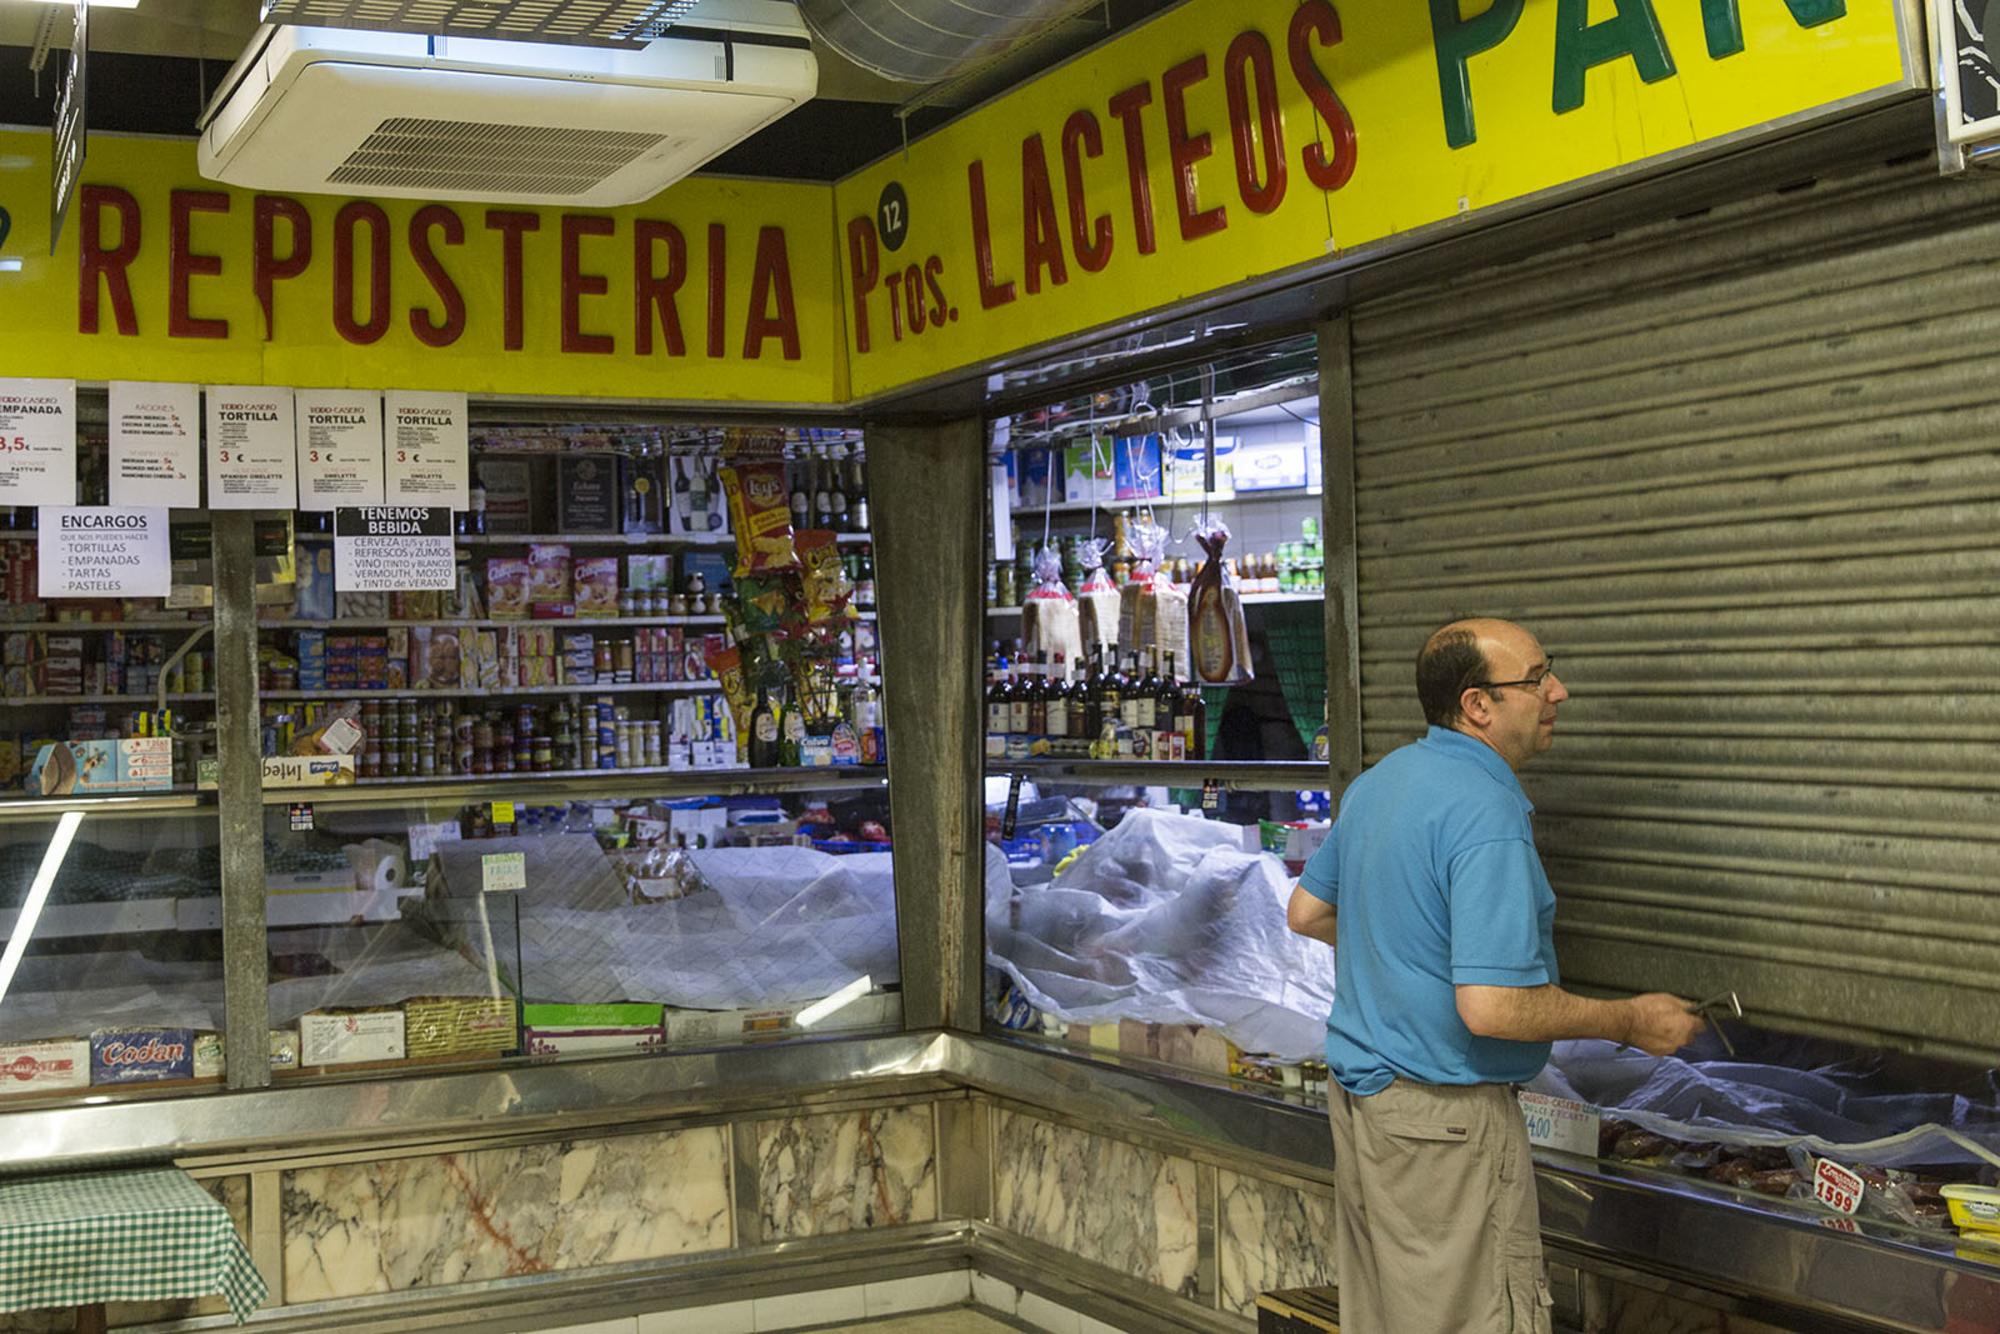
[0,378,77,507]
[482,851,527,893]
[385,391,469,510]
[1518,1090,1601,1158]
[295,389,385,510]
[38,507,171,598]
[205,385,297,509]
[407,820,463,863]
[108,382,201,509]
[333,506,455,592]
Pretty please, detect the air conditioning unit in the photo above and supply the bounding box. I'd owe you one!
[197,0,817,206]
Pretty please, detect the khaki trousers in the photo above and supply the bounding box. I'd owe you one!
[1327,1078,1553,1334]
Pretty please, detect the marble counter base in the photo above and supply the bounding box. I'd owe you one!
[1217,1170,1335,1316]
[992,1110,1199,1297]
[284,1127,729,1302]
[757,1106,938,1241]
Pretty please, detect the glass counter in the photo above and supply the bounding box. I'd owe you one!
[262,769,899,1076]
[982,760,1334,1099]
[0,796,226,1100]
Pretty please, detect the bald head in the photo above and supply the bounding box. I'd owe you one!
[1415,618,1531,727]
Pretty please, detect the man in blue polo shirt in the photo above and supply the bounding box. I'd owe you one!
[1287,617,1702,1334]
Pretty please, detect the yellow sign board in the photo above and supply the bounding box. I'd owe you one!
[833,0,1916,397]
[0,133,844,404]
[0,1,1920,408]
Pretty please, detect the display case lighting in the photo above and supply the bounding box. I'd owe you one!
[0,810,84,1007]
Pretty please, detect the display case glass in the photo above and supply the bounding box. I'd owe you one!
[254,420,897,1079]
[263,771,898,1075]
[980,338,1338,1096]
[0,797,227,1100]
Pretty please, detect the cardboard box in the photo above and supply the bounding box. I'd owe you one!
[26,737,174,796]
[91,1028,196,1084]
[557,456,621,533]
[0,1039,90,1094]
[300,1010,407,1066]
[404,996,518,1060]
[522,1003,662,1056]
[1112,433,1164,500]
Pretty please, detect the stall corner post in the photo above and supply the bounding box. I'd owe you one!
[213,512,273,1090]
[1318,312,1363,797]
[869,419,987,1034]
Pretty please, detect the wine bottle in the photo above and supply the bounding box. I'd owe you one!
[751,689,781,768]
[1046,652,1070,745]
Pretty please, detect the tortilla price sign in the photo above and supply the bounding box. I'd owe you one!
[333,506,454,592]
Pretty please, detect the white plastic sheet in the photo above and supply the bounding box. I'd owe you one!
[984,807,1335,1059]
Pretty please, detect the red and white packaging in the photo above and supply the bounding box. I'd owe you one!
[1813,1157,1864,1216]
[0,1039,90,1093]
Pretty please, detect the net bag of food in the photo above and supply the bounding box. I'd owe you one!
[1189,519,1254,685]
[1075,538,1121,656]
[1117,515,1189,669]
[1022,544,1084,666]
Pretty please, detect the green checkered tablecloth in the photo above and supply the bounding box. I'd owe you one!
[0,1168,267,1324]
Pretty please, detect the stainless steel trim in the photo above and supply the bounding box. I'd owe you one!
[214,1220,977,1333]
[214,511,273,1092]
[0,794,211,820]
[249,1170,283,1306]
[0,1032,955,1175]
[992,760,1330,790]
[1318,313,1363,796]
[1194,1159,1219,1309]
[731,1117,763,1249]
[936,1092,992,1223]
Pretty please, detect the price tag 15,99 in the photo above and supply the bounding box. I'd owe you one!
[1813,1157,1864,1216]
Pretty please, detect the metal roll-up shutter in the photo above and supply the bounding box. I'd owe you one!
[1347,159,2000,1063]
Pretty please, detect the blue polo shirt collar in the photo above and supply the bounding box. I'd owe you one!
[1420,725,1532,813]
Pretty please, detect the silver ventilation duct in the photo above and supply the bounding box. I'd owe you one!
[798,0,1085,84]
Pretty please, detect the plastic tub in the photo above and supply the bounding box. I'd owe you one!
[1941,1184,2000,1235]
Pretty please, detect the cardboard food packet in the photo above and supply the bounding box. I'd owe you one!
[1074,538,1121,657]
[1189,519,1254,685]
[1117,516,1189,669]
[1021,544,1083,667]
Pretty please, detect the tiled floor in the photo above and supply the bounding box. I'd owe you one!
[814,1309,1029,1332]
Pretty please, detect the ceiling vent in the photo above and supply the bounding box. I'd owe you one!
[196,0,816,206]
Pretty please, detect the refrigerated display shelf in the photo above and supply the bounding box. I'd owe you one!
[259,682,721,700]
[2,693,215,706]
[262,616,728,630]
[267,763,889,806]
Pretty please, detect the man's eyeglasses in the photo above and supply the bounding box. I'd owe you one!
[1469,658,1558,696]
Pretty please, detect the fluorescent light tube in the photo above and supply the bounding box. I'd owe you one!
[0,810,84,1008]
[795,975,871,1029]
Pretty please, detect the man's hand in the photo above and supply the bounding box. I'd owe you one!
[1457,983,1706,1056]
[1623,993,1707,1056]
